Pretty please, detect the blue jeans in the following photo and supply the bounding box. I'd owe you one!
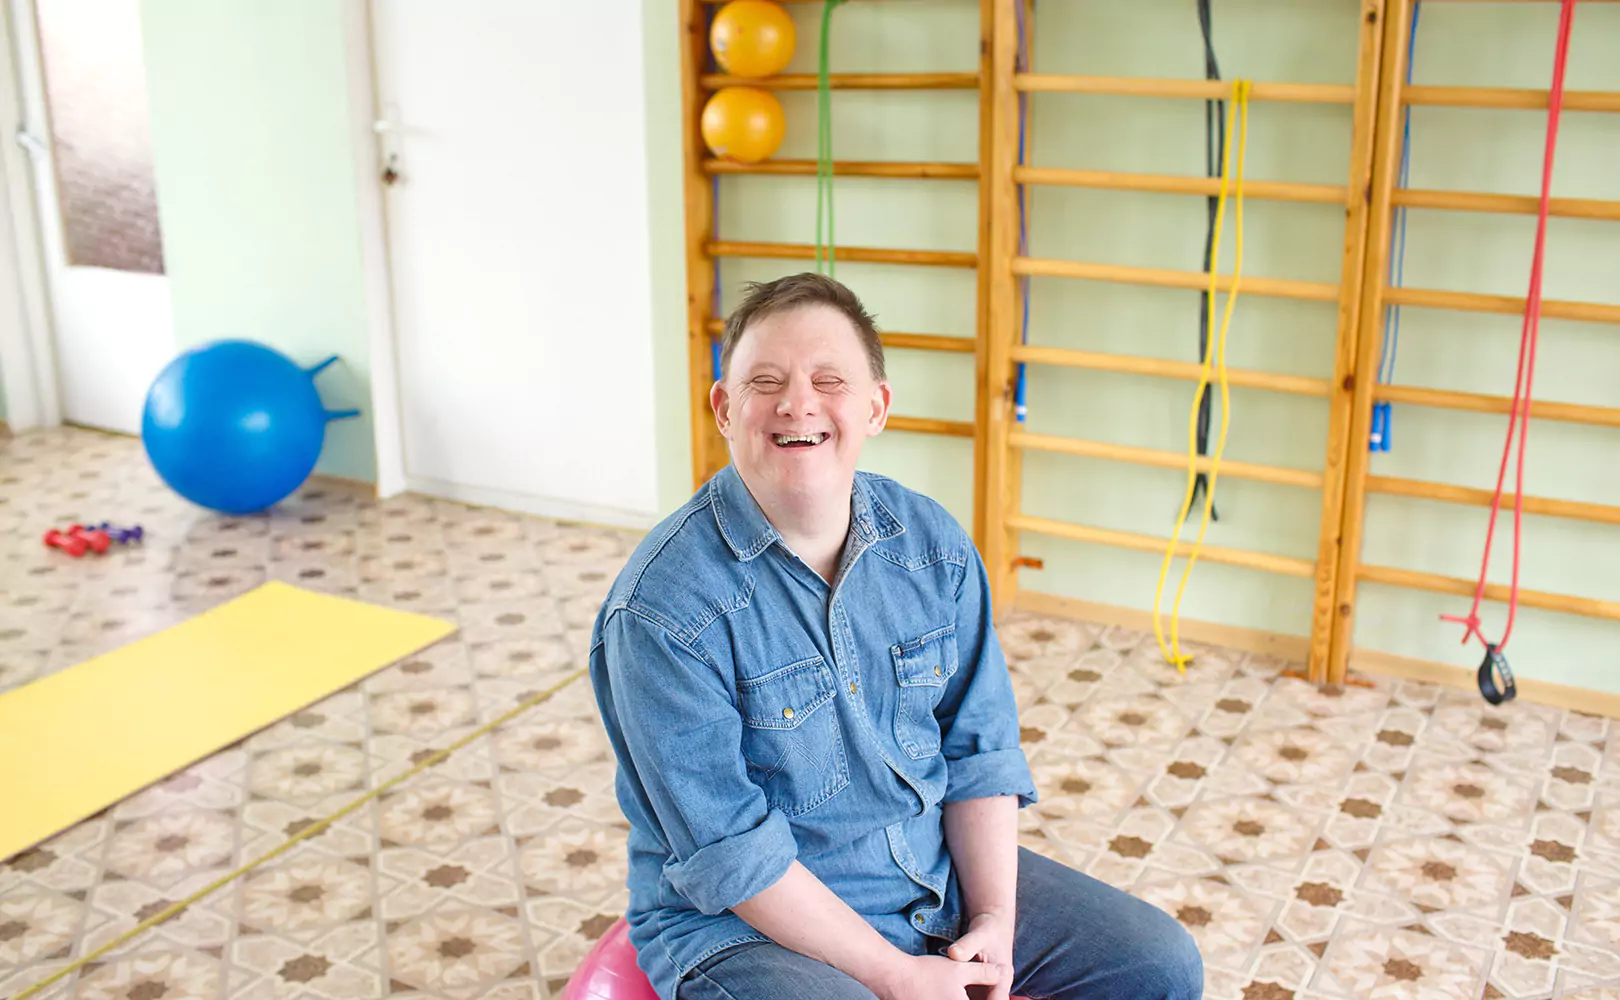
[676,848,1203,1000]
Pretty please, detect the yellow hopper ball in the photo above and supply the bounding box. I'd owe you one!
[701,87,785,163]
[710,0,796,78]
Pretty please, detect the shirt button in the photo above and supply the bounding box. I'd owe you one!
[849,682,858,694]
[913,913,924,924]
[783,707,794,720]
[934,666,942,677]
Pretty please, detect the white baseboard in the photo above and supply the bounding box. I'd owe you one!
[404,475,658,533]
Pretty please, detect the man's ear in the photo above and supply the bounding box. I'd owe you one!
[867,379,892,436]
[710,379,731,437]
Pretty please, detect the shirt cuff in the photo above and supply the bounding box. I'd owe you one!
[662,808,798,915]
[944,747,1038,807]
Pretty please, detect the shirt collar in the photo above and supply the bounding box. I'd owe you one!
[710,464,905,562]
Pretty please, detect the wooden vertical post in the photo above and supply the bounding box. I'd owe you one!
[1306,0,1390,682]
[1328,0,1414,681]
[680,0,724,490]
[1004,0,1034,608]
[971,0,995,552]
[983,0,1023,613]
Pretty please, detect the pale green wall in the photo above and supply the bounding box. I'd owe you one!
[712,0,1620,695]
[139,0,375,483]
[643,0,696,514]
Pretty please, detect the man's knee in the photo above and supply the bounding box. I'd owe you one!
[1014,870,1204,999]
[1015,850,1205,999]
[1157,916,1205,1000]
[1104,891,1205,1000]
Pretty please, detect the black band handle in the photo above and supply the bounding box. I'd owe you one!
[1477,644,1516,706]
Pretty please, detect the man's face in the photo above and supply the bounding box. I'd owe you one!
[711,303,890,505]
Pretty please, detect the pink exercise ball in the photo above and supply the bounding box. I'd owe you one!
[561,918,659,1000]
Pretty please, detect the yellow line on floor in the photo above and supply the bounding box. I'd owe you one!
[11,666,591,1000]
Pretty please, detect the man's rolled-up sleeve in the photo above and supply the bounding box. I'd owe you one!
[599,607,798,915]
[934,535,1037,808]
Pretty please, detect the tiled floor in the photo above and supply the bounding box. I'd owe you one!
[1,426,1617,1000]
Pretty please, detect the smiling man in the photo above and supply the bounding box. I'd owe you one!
[588,273,1203,1000]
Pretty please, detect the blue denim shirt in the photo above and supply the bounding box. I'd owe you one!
[587,465,1036,1000]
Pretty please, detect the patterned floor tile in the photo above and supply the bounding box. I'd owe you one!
[385,906,532,999]
[230,923,387,1000]
[1133,873,1279,973]
[1316,919,1494,998]
[76,947,242,1000]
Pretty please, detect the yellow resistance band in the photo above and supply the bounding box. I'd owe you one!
[11,667,590,1000]
[1153,78,1251,671]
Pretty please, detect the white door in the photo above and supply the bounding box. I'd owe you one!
[8,0,173,435]
[370,2,661,529]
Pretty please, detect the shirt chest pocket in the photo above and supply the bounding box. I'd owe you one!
[891,624,959,760]
[736,655,850,817]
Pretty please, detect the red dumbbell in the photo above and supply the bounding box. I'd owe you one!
[43,529,89,557]
[68,524,112,554]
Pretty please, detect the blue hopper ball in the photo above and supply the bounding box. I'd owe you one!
[141,339,360,516]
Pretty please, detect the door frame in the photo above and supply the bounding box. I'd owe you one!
[340,0,408,499]
[0,0,61,432]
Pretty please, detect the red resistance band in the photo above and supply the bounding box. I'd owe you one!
[1439,0,1578,656]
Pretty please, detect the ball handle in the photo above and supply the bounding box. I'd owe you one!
[305,354,363,421]
[304,354,341,377]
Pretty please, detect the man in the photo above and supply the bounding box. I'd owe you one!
[588,274,1202,1000]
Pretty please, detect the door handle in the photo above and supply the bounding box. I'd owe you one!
[373,119,402,185]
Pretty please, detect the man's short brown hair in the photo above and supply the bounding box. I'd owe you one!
[719,272,886,381]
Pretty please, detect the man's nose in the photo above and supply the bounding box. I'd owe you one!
[775,377,819,416]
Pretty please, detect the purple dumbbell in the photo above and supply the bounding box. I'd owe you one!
[92,521,144,544]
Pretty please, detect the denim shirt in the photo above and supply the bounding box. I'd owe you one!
[587,464,1036,1000]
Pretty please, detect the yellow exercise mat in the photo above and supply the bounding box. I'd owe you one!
[0,581,457,862]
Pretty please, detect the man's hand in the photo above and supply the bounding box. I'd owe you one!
[872,954,1006,1000]
[946,911,1016,1000]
